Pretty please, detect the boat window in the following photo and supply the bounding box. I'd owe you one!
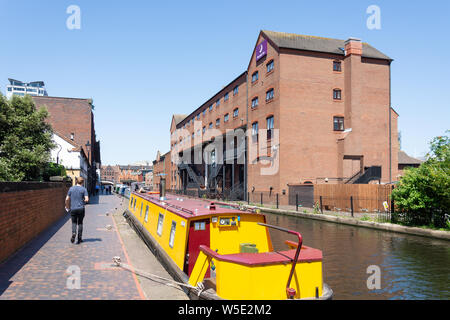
[169,221,176,248]
[157,213,164,236]
[133,198,136,210]
[194,221,205,231]
[140,203,143,217]
[144,205,149,222]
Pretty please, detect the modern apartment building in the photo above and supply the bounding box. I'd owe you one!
[6,78,48,99]
[168,30,399,203]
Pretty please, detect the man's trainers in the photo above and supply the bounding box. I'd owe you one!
[76,238,83,244]
[71,234,76,243]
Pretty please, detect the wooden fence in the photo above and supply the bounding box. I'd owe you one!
[313,184,394,213]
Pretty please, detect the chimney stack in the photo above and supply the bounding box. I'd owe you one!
[344,38,362,56]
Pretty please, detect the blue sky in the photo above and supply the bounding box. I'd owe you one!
[1,0,449,165]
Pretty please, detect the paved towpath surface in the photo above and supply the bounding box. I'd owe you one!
[0,193,188,300]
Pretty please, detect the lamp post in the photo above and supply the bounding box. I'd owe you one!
[56,142,62,165]
[85,141,91,194]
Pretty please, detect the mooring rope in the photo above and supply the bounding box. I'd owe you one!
[112,256,205,296]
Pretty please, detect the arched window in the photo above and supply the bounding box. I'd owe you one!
[333,89,342,100]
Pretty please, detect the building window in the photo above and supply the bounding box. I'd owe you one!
[209,122,213,129]
[267,60,274,73]
[202,126,206,134]
[333,117,344,131]
[233,85,239,95]
[70,133,74,140]
[169,221,176,248]
[216,118,220,127]
[224,113,229,122]
[224,92,229,101]
[144,205,149,222]
[252,71,259,83]
[333,89,342,100]
[267,116,274,140]
[252,122,259,143]
[233,108,239,117]
[203,109,206,116]
[209,104,213,111]
[251,97,259,108]
[216,99,220,107]
[197,114,200,120]
[266,88,274,102]
[333,61,342,72]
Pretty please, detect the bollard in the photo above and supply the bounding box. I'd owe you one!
[320,196,323,214]
[248,192,250,205]
[261,192,263,206]
[296,194,298,211]
[350,196,354,217]
[276,193,279,209]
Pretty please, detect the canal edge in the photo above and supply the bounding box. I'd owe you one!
[250,206,450,241]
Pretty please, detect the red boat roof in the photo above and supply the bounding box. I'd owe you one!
[200,245,323,266]
[131,192,256,219]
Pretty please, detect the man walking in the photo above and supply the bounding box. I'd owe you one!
[65,177,89,244]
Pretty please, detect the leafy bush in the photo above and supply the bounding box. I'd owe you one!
[42,162,67,181]
[391,133,450,228]
[0,94,54,181]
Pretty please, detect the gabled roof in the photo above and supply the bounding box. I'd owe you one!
[261,30,392,61]
[173,114,188,126]
[398,151,423,165]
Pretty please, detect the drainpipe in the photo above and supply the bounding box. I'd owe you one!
[245,72,249,201]
[389,61,392,184]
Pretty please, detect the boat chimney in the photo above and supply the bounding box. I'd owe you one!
[209,202,216,210]
[159,178,166,201]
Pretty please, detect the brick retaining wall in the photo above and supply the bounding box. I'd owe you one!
[0,182,71,263]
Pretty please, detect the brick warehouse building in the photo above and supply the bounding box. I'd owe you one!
[167,30,399,203]
[32,96,101,194]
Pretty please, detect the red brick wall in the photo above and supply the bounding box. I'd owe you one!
[0,182,70,263]
[31,96,96,164]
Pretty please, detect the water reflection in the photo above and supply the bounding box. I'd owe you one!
[265,213,450,300]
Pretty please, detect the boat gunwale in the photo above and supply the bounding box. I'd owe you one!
[129,191,260,220]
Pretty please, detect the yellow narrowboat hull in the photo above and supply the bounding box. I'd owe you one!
[123,192,333,300]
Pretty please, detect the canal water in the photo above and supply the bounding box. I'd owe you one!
[264,213,450,300]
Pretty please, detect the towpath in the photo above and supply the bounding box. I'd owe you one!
[0,193,188,300]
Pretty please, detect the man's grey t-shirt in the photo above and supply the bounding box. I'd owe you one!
[68,185,88,210]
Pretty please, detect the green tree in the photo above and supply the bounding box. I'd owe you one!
[0,94,55,181]
[391,132,450,228]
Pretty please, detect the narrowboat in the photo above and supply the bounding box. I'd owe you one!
[123,190,333,300]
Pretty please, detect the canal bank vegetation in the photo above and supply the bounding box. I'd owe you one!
[392,132,450,230]
[0,94,63,182]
